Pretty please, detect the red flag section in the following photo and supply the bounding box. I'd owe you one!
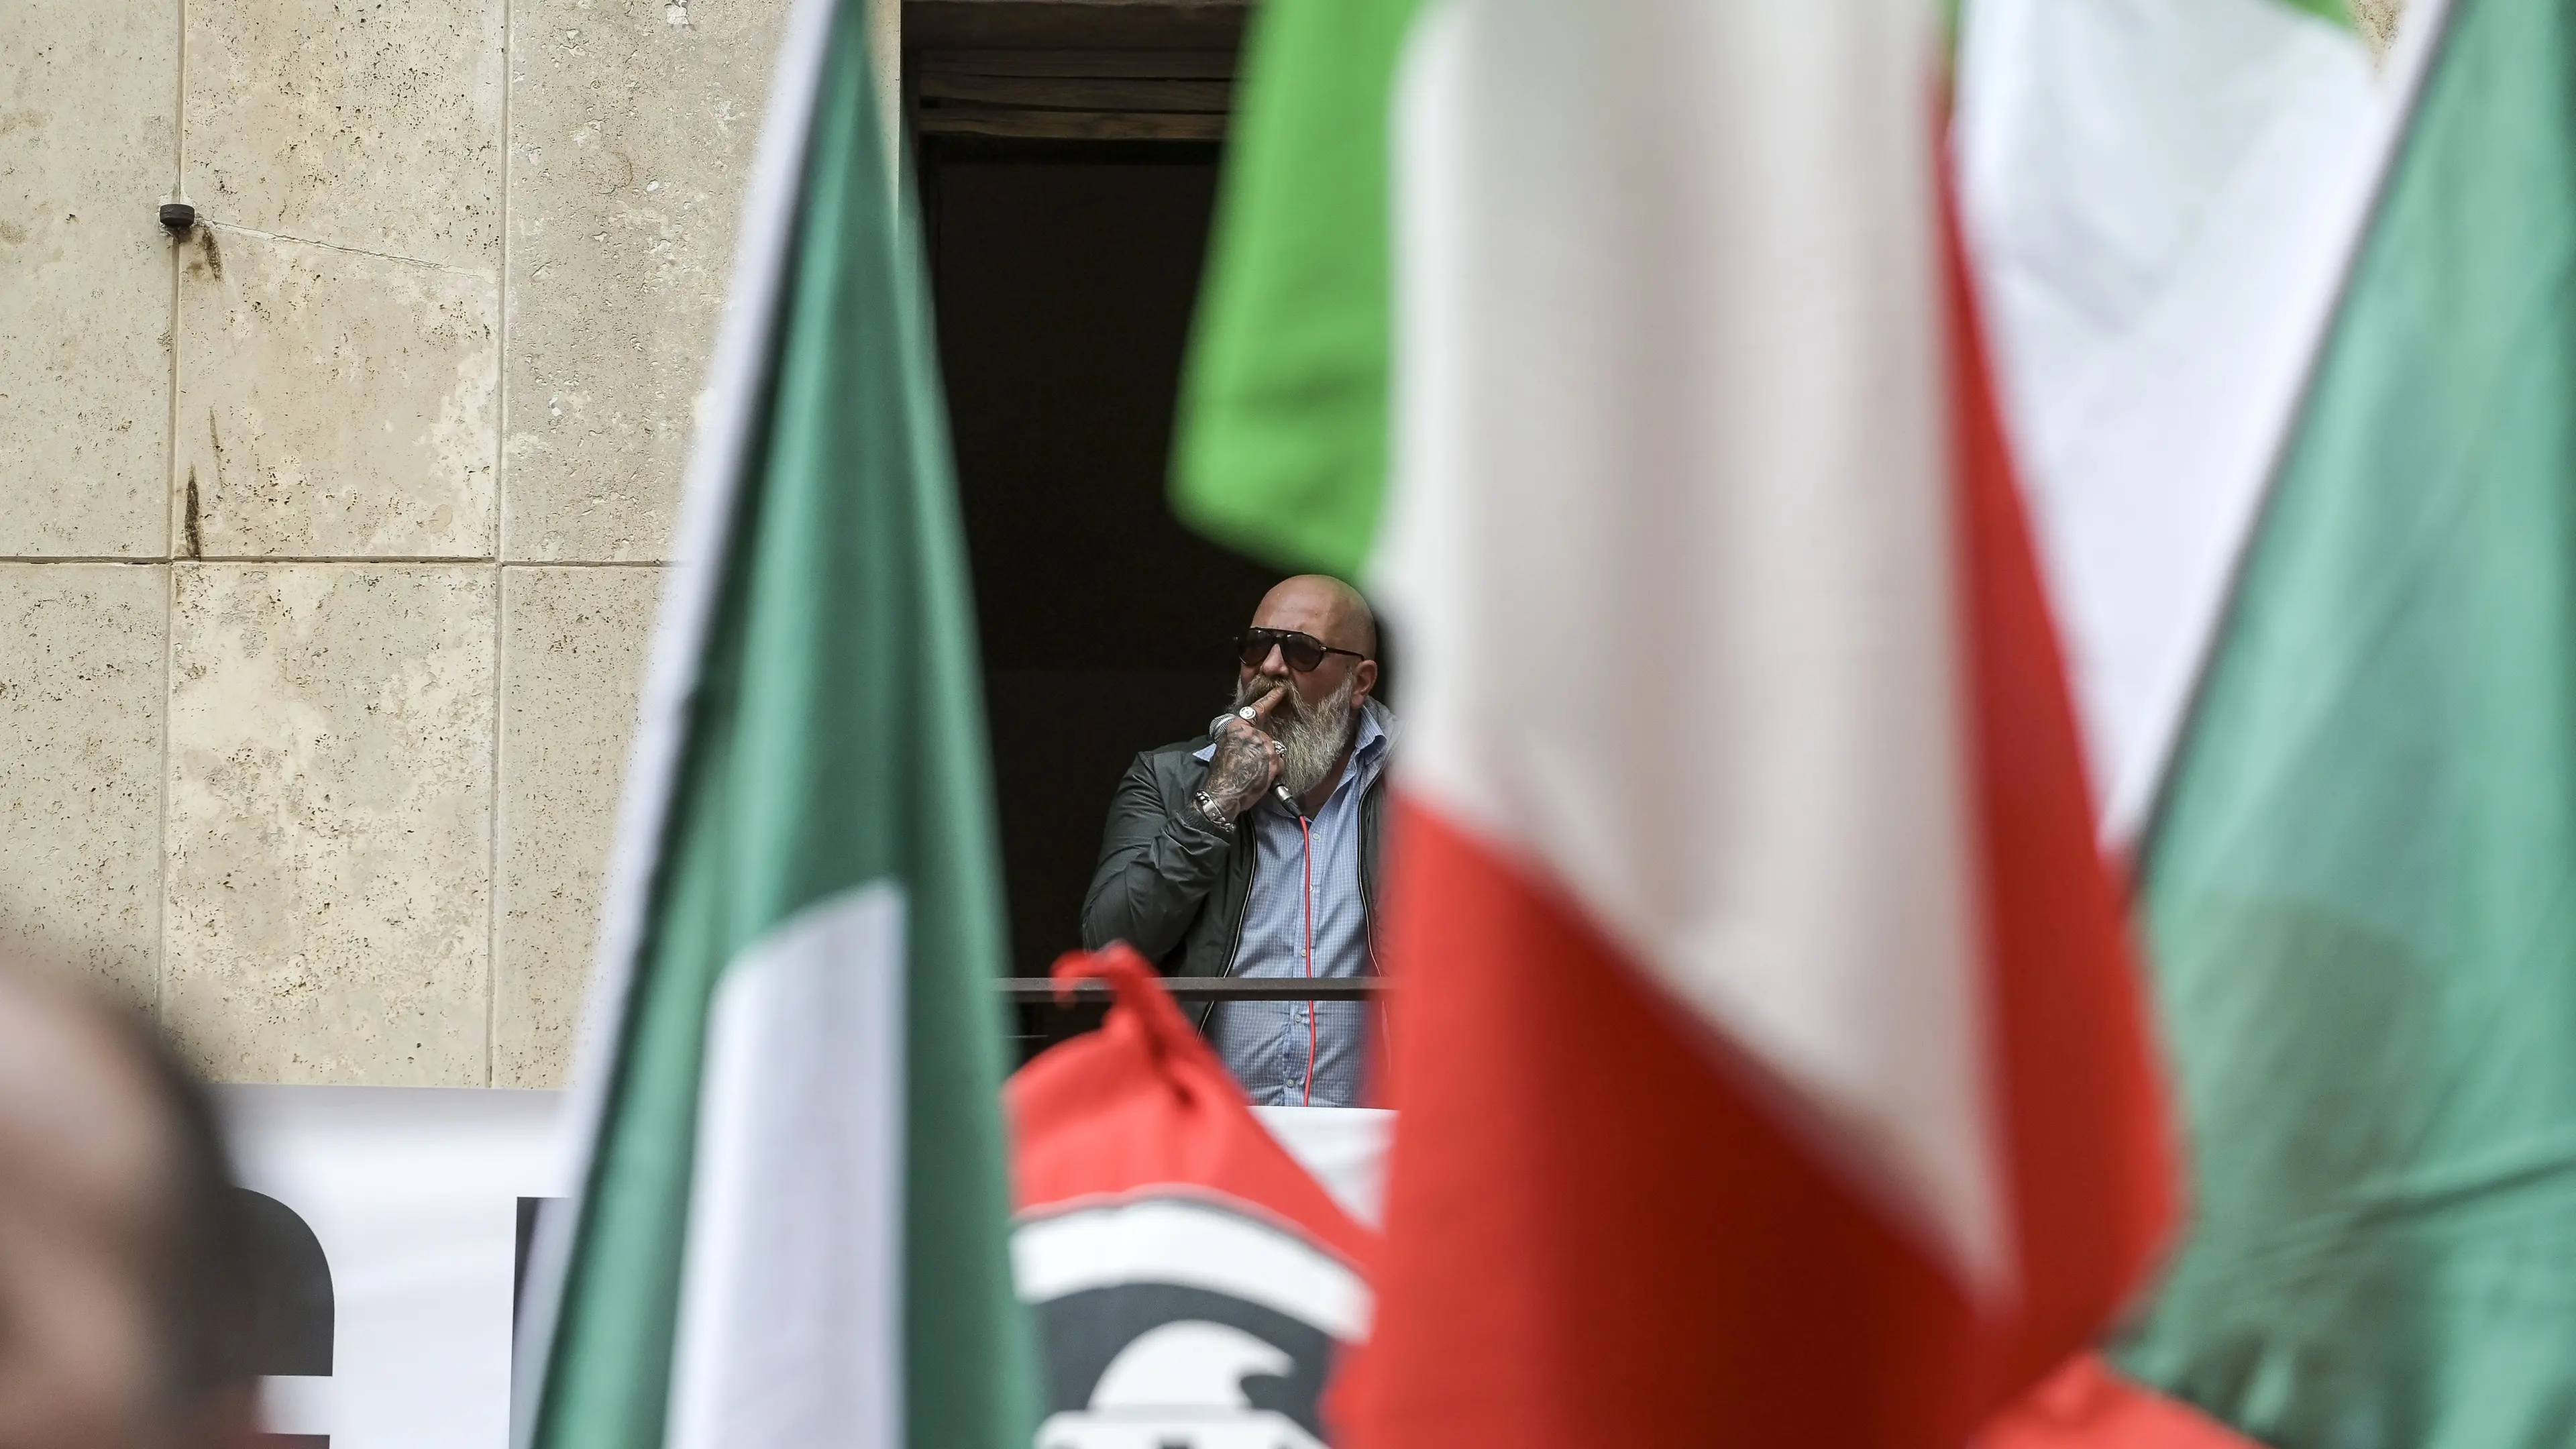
[1007,948,1377,1447]
[1350,805,1980,1440]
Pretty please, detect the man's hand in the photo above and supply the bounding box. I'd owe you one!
[1199,684,1287,823]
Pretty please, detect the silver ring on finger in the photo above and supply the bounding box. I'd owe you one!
[1271,740,1285,755]
[1237,705,1258,721]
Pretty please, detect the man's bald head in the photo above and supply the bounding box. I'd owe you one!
[0,962,254,1449]
[1251,574,1378,659]
[1231,576,1383,808]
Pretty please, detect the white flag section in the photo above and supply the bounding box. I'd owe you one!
[665,883,907,1449]
[1955,0,2436,839]
[1379,0,2005,1291]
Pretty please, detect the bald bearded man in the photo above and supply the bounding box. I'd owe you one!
[0,961,258,1449]
[1081,575,1392,1107]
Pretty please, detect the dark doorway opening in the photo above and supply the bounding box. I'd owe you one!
[924,133,1274,1051]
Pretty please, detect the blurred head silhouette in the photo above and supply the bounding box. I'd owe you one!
[0,958,256,1449]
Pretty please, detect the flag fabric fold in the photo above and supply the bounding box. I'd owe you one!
[1953,0,2423,840]
[513,3,1036,1447]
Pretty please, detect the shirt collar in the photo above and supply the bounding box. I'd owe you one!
[1352,698,1392,761]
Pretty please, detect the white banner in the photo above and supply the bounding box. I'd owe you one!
[219,1087,568,1449]
[216,1086,1383,1449]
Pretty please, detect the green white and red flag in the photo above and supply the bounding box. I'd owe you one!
[512,3,1036,1448]
[1177,1,2178,1442]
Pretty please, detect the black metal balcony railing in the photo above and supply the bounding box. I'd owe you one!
[997,976,1389,1004]
[1000,976,1390,1063]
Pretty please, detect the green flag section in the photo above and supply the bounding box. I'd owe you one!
[2275,0,2363,32]
[1169,0,1421,578]
[2123,0,2576,1442]
[519,3,1036,1448]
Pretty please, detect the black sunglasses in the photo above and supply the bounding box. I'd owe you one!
[1236,627,1368,673]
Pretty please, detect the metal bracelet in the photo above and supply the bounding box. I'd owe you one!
[1191,789,1235,833]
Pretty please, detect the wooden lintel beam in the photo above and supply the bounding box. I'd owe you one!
[916,74,1231,112]
[916,47,1237,78]
[914,105,1229,141]
[903,0,1250,52]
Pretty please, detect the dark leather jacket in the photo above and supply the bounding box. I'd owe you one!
[1079,730,1388,1020]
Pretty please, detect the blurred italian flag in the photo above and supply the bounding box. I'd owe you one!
[1177,0,2576,1443]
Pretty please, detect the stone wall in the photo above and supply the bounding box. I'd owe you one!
[0,0,818,1085]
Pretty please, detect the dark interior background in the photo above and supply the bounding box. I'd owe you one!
[924,136,1278,1005]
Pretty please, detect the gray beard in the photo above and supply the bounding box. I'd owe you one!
[1232,672,1359,800]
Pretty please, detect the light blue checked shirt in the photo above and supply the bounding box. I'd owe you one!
[1202,700,1393,1108]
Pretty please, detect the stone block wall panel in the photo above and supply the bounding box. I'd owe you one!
[3,0,818,1083]
[0,0,179,557]
[162,565,494,1083]
[174,226,499,559]
[502,0,790,561]
[184,0,504,270]
[494,564,658,1087]
[0,566,167,1006]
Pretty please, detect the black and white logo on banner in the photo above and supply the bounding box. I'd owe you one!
[1014,1195,1369,1449]
[219,1086,565,1449]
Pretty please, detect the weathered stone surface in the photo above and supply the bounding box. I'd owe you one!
[175,225,498,559]
[2352,0,2408,56]
[163,564,494,1083]
[502,0,790,560]
[185,0,504,270]
[0,1,178,557]
[0,566,166,1006]
[494,564,657,1087]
